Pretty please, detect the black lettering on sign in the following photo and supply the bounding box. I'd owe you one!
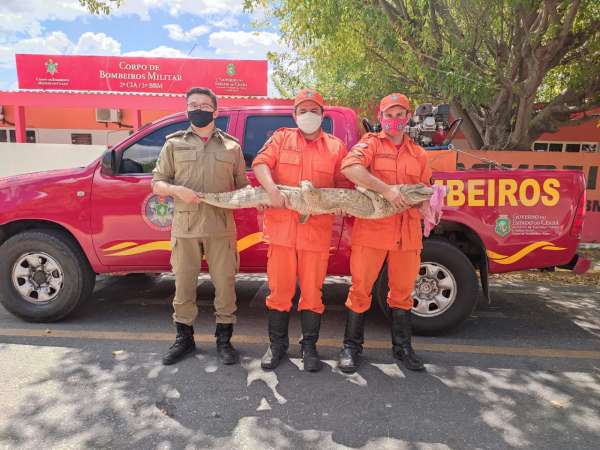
[587,200,600,212]
[563,165,598,190]
[587,166,598,190]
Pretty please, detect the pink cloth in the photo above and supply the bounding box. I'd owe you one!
[419,184,447,237]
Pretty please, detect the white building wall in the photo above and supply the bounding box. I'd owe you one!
[36,128,131,146]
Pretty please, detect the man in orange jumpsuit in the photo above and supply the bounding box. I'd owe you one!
[338,93,432,373]
[252,89,349,372]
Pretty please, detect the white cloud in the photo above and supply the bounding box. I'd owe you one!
[72,32,121,55]
[0,0,246,39]
[0,31,184,70]
[123,46,187,58]
[209,31,282,59]
[163,24,210,42]
[210,17,239,29]
[0,0,87,40]
[0,31,73,69]
[113,0,244,20]
[160,0,244,16]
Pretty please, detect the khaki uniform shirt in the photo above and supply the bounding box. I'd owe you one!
[152,126,249,238]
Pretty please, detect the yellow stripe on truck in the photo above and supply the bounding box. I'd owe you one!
[487,241,565,265]
[103,232,265,257]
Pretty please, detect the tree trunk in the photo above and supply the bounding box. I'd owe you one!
[450,101,484,149]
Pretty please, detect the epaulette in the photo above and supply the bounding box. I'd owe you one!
[217,129,240,144]
[165,130,187,140]
[323,131,345,146]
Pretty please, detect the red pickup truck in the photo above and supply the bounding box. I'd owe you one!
[0,105,591,334]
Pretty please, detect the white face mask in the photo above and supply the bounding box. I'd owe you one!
[296,111,323,134]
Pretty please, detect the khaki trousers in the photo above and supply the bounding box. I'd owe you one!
[170,237,239,325]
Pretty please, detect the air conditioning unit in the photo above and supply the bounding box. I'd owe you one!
[96,108,121,123]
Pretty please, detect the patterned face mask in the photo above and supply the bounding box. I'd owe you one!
[380,115,409,134]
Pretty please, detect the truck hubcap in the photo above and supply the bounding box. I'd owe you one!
[412,262,457,317]
[11,253,64,303]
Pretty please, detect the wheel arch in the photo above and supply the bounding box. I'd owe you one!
[0,220,94,274]
[428,219,489,301]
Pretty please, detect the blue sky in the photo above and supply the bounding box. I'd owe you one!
[0,0,282,93]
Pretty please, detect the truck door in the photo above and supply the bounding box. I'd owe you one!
[90,114,233,269]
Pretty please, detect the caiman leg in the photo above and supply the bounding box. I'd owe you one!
[299,180,321,223]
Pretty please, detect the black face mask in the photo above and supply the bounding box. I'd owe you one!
[188,109,214,128]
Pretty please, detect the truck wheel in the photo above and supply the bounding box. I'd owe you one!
[375,239,479,335]
[0,230,96,322]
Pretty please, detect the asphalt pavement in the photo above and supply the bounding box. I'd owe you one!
[1,273,599,449]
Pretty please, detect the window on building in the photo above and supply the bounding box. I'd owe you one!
[242,115,333,167]
[71,133,92,145]
[548,143,563,152]
[119,116,229,174]
[533,141,598,153]
[0,129,37,143]
[565,143,581,152]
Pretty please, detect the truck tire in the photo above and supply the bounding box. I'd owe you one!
[375,239,479,335]
[0,230,96,322]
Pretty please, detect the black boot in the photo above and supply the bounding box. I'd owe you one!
[300,311,323,372]
[261,310,290,370]
[162,322,196,365]
[391,308,425,371]
[338,311,365,373]
[215,323,238,365]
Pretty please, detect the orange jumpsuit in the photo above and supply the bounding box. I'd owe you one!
[252,127,350,314]
[341,131,432,312]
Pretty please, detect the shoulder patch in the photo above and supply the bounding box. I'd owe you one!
[165,130,186,140]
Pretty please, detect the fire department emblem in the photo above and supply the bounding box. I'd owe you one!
[142,194,174,231]
[45,59,59,76]
[226,63,236,76]
[495,215,511,237]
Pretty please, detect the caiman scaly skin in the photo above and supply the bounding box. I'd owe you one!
[199,180,433,219]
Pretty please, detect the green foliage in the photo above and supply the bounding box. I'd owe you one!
[247,0,600,148]
[78,0,123,15]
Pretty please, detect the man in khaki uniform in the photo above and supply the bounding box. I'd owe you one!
[152,87,249,365]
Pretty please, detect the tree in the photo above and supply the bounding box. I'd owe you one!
[79,0,122,15]
[247,0,600,149]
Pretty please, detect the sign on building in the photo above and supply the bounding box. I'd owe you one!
[16,54,268,96]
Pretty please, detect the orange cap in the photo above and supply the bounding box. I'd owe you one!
[294,88,325,108]
[379,93,410,112]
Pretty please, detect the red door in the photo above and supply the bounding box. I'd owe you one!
[90,114,234,269]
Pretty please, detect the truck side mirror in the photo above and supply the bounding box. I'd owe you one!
[101,149,117,175]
